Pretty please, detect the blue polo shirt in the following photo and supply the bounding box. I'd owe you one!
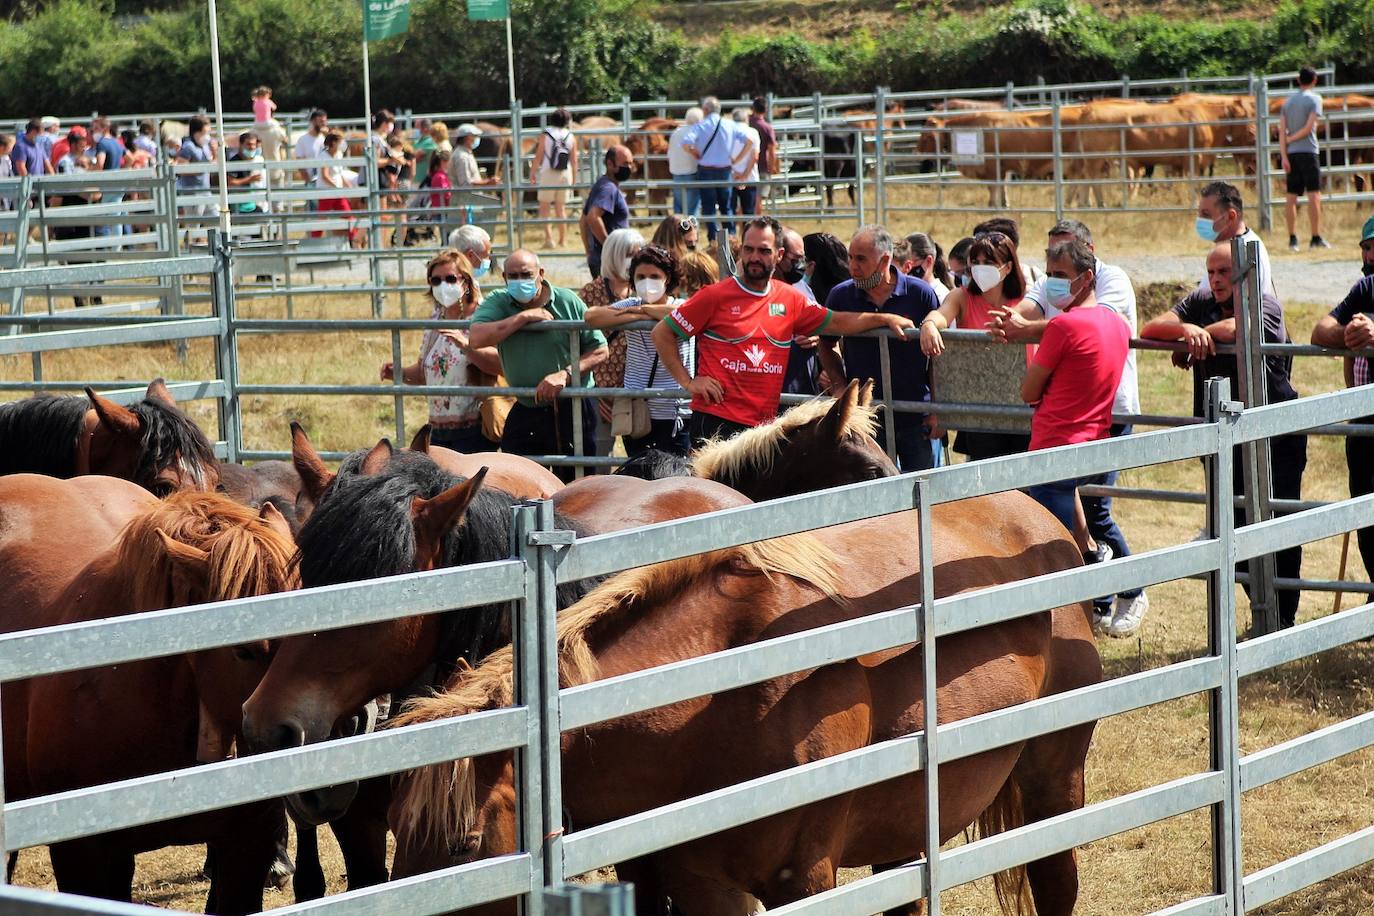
[825,269,939,403]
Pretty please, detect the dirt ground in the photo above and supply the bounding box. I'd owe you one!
[5,185,1374,913]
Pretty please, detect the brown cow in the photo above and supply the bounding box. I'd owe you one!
[917,108,1061,207]
[624,116,678,214]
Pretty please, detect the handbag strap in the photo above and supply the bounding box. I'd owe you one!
[646,347,661,390]
[701,117,725,156]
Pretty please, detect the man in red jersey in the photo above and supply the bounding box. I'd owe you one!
[652,216,915,445]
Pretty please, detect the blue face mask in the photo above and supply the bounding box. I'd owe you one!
[471,257,490,278]
[1196,216,1220,243]
[506,278,539,303]
[1044,276,1074,308]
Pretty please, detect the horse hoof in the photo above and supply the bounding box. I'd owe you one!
[266,854,295,891]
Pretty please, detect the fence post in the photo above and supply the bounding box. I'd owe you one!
[1254,79,1273,231]
[1121,74,1131,98]
[916,476,941,915]
[568,329,585,480]
[209,229,242,463]
[508,98,524,252]
[1203,377,1244,912]
[364,143,385,318]
[3,175,33,334]
[1051,93,1064,220]
[878,335,898,465]
[621,95,633,133]
[546,885,634,914]
[1004,80,1015,110]
[1232,237,1279,635]
[513,500,570,901]
[874,86,889,226]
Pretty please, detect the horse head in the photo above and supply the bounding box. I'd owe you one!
[692,380,896,501]
[241,448,494,824]
[85,379,220,496]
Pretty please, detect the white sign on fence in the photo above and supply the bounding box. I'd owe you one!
[951,130,984,166]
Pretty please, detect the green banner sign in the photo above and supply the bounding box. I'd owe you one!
[363,0,411,41]
[468,0,509,21]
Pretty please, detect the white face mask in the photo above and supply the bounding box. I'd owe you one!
[635,277,666,302]
[433,281,464,308]
[970,264,1004,293]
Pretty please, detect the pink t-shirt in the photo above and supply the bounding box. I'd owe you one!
[1029,305,1129,451]
[964,292,1036,365]
[253,98,276,123]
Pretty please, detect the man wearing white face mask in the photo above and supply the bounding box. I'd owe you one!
[448,224,493,296]
[1194,181,1275,300]
[1020,239,1129,625]
[470,249,608,481]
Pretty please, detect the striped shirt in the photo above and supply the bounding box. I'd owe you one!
[613,296,693,421]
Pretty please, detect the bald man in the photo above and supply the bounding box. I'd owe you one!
[470,249,608,481]
[1140,242,1306,629]
[580,144,634,278]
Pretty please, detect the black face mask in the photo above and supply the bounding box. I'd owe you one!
[781,261,805,284]
[1363,262,1374,277]
[912,264,927,279]
[613,165,632,182]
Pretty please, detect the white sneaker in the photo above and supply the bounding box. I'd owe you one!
[1108,592,1150,637]
[1091,609,1112,637]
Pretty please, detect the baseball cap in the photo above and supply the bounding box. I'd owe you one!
[454,123,483,139]
[39,116,60,130]
[1362,214,1374,244]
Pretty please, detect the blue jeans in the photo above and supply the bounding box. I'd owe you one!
[95,190,124,240]
[1027,477,1082,537]
[694,166,733,240]
[876,413,934,473]
[672,174,700,217]
[1081,424,1138,605]
[733,184,758,218]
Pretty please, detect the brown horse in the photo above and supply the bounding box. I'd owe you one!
[0,477,296,913]
[390,493,1100,914]
[0,379,219,495]
[217,460,307,532]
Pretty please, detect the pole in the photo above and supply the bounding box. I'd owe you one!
[207,0,232,236]
[362,36,373,131]
[505,14,516,110]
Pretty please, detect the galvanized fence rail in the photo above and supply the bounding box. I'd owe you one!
[2,371,1374,914]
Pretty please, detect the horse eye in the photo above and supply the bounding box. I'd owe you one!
[152,481,175,498]
[232,645,259,662]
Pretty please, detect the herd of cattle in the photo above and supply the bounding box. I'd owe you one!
[458,91,1374,210]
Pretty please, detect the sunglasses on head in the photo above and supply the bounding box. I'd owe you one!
[975,230,1010,245]
[678,216,699,232]
[429,274,461,286]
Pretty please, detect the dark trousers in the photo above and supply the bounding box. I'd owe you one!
[430,423,497,454]
[876,413,935,473]
[1347,428,1374,581]
[732,185,758,218]
[1082,424,1138,608]
[695,166,733,241]
[500,401,597,484]
[953,430,1031,462]
[1235,434,1307,628]
[689,410,750,449]
[626,418,691,458]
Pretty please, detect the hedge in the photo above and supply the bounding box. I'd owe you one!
[1,0,1371,119]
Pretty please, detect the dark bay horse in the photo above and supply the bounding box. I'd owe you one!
[0,379,219,495]
[390,494,1101,914]
[0,477,297,913]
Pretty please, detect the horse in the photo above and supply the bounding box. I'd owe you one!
[0,378,219,495]
[0,477,297,913]
[216,460,306,532]
[389,491,1100,914]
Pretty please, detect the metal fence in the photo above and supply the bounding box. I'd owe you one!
[4,365,1374,914]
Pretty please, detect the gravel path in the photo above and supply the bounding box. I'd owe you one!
[1114,251,1358,306]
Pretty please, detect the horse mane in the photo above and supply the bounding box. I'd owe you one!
[614,448,694,480]
[294,449,589,665]
[0,395,89,478]
[116,491,299,611]
[128,397,218,491]
[690,395,879,483]
[387,531,845,850]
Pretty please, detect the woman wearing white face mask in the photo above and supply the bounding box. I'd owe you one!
[380,250,504,452]
[585,245,695,457]
[580,228,645,455]
[918,231,1034,461]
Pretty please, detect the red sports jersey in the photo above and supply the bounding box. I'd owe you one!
[667,277,831,426]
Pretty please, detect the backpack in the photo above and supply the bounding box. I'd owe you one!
[545,129,571,171]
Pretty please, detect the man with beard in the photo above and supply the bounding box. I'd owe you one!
[652,216,915,446]
[1311,214,1374,584]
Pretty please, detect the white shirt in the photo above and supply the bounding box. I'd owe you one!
[1198,228,1276,301]
[1027,258,1141,417]
[732,123,760,182]
[611,296,693,420]
[667,123,697,177]
[927,276,951,303]
[295,130,325,181]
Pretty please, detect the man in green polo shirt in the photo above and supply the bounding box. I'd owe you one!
[470,249,608,480]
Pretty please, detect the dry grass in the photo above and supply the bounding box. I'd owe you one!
[5,220,1374,913]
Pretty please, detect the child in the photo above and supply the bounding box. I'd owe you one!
[250,86,290,161]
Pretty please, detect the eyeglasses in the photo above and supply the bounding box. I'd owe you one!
[677,216,699,232]
[428,274,461,286]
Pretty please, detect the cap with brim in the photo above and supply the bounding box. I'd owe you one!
[1362,214,1374,244]
[455,124,483,138]
[40,117,59,129]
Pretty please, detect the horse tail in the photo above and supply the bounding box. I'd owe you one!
[976,775,1034,916]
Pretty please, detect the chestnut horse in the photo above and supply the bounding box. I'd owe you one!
[0,379,219,495]
[390,494,1100,914]
[0,477,296,913]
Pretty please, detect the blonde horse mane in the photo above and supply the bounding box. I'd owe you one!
[387,531,846,852]
[689,386,879,483]
[117,491,299,610]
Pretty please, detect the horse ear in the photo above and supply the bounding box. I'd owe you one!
[360,438,394,476]
[86,388,142,440]
[258,501,294,542]
[410,468,488,570]
[290,422,335,505]
[145,377,176,406]
[156,528,210,593]
[821,380,861,440]
[858,379,875,408]
[409,424,433,454]
[454,657,473,673]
